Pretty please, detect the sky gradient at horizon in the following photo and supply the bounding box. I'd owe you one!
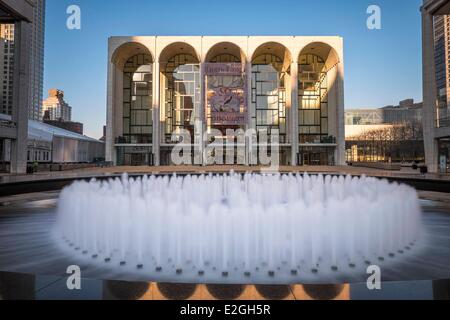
[44,0,424,138]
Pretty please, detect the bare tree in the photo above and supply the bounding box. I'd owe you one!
[346,122,424,163]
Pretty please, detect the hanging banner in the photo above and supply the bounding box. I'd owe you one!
[205,63,247,126]
[204,63,243,76]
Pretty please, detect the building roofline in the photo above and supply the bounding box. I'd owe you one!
[108,35,344,39]
[29,120,103,143]
[422,0,450,15]
[0,0,34,23]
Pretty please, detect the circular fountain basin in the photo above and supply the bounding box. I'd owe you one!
[54,173,423,284]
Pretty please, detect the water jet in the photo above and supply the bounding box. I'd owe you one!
[55,173,422,283]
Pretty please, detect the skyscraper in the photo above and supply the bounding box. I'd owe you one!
[42,89,72,122]
[28,0,46,121]
[0,24,15,115]
[0,0,45,120]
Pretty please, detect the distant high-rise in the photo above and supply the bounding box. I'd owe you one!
[0,24,15,115]
[42,89,72,122]
[0,0,45,120]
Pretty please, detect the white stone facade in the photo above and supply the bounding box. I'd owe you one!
[106,36,345,167]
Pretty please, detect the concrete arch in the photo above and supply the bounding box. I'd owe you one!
[111,42,154,70]
[158,41,202,153]
[298,41,340,71]
[205,41,247,63]
[251,42,293,73]
[297,40,345,166]
[158,42,200,67]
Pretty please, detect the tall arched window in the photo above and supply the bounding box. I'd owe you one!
[162,53,200,142]
[122,54,153,144]
[298,54,328,144]
[252,53,288,143]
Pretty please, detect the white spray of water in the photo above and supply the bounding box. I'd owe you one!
[56,173,422,282]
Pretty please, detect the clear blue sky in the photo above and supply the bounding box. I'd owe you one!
[44,0,424,139]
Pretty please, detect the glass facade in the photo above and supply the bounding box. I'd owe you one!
[122,54,153,144]
[299,146,335,166]
[438,138,450,173]
[298,54,329,144]
[251,54,287,143]
[116,146,153,166]
[434,15,450,127]
[162,54,200,143]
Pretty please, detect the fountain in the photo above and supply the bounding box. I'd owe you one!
[55,173,422,283]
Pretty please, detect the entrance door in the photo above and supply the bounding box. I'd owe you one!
[129,153,153,166]
[299,147,334,166]
[302,152,310,166]
[131,154,145,166]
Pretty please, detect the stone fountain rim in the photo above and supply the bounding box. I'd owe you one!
[1,171,449,197]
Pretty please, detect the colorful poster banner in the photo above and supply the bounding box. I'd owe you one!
[205,63,247,126]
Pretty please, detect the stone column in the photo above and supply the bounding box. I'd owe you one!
[10,21,30,174]
[153,61,161,166]
[336,63,346,166]
[106,60,118,165]
[197,62,206,166]
[105,60,113,163]
[422,9,439,173]
[290,62,299,166]
[245,60,253,166]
